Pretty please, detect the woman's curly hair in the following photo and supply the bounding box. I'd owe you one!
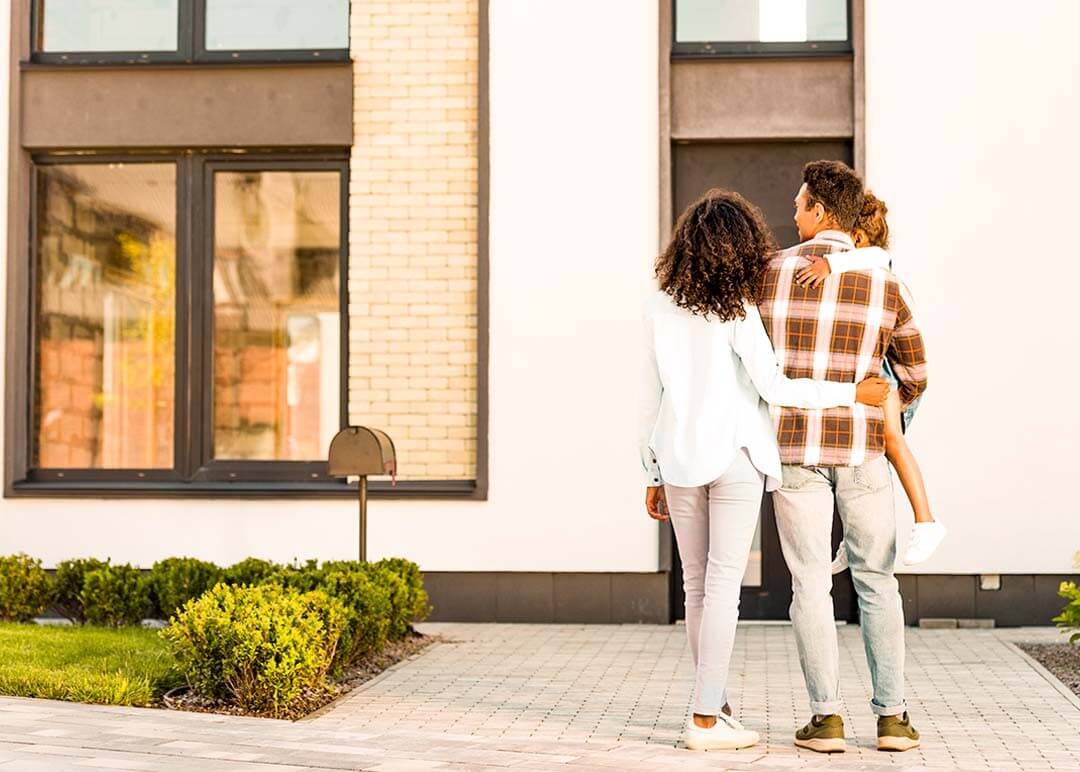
[655,188,777,321]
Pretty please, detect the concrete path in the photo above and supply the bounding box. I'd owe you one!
[0,623,1077,771]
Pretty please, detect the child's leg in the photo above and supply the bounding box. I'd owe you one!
[883,389,934,524]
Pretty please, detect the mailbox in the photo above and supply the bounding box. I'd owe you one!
[327,427,397,561]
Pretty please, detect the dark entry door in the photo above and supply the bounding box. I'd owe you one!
[668,139,858,622]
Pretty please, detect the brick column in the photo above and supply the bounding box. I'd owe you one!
[348,1,480,481]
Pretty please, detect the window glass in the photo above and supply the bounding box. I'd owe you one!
[205,0,349,51]
[34,163,176,468]
[676,0,847,43]
[212,170,341,461]
[40,0,179,52]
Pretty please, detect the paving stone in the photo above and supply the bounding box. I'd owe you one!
[0,625,1074,770]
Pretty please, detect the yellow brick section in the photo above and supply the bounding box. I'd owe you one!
[348,1,480,480]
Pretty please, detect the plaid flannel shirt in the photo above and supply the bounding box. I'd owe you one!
[758,231,928,467]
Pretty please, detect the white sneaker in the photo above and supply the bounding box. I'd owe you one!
[831,543,849,575]
[903,521,947,565]
[685,713,760,751]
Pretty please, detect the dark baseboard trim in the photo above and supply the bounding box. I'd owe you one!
[420,571,1078,627]
[897,573,1080,628]
[422,571,671,624]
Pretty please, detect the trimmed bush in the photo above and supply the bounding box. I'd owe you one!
[374,557,431,629]
[160,583,346,717]
[1054,581,1080,644]
[0,554,54,623]
[53,558,110,624]
[223,557,281,588]
[361,563,412,640]
[268,559,323,593]
[148,558,223,620]
[81,564,150,627]
[320,559,430,640]
[317,567,393,671]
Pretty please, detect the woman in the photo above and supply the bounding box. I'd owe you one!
[639,189,889,751]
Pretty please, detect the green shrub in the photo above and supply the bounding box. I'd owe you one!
[160,583,346,717]
[319,559,429,640]
[268,559,323,593]
[81,564,150,627]
[361,563,412,640]
[223,557,281,588]
[374,558,431,628]
[1054,581,1080,644]
[53,558,110,624]
[148,558,222,620]
[317,567,392,671]
[0,554,54,623]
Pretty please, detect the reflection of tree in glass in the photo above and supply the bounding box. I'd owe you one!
[34,165,175,469]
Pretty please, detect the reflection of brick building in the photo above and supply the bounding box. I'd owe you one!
[212,171,341,461]
[35,167,174,469]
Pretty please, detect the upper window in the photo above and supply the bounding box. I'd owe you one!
[673,0,851,58]
[33,0,350,64]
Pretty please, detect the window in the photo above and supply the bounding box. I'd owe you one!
[34,162,177,470]
[26,154,348,489]
[211,170,341,463]
[32,0,349,64]
[205,0,349,52]
[39,0,180,53]
[673,0,851,58]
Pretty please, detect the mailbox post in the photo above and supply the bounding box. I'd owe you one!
[327,427,397,562]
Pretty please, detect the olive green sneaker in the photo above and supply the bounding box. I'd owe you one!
[794,714,847,753]
[877,712,920,751]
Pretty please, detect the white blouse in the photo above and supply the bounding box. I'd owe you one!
[639,291,856,492]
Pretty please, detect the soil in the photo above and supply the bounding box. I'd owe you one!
[162,629,439,721]
[1018,641,1080,700]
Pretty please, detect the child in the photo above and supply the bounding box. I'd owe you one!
[795,192,946,570]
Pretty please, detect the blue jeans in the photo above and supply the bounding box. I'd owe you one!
[771,457,907,717]
[882,359,920,431]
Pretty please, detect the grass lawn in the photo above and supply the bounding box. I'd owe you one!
[0,622,182,707]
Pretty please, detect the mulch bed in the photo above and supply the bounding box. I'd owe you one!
[1018,642,1080,700]
[162,629,439,721]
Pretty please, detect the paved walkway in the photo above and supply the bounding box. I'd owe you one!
[0,624,1078,771]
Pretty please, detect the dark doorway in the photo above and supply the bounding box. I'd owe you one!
[673,139,854,249]
[668,139,859,623]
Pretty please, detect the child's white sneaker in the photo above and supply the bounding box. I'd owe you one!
[831,543,849,575]
[685,713,760,751]
[903,521,947,565]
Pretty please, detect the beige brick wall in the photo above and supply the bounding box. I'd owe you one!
[348,1,480,480]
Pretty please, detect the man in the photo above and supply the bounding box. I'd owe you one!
[758,161,928,753]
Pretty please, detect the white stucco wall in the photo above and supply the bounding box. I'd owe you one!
[866,1,1080,574]
[0,0,662,572]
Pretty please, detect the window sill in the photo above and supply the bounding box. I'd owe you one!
[6,479,482,500]
[671,45,853,61]
[21,56,352,71]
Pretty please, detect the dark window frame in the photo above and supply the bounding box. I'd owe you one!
[671,0,853,59]
[22,150,359,493]
[30,0,350,66]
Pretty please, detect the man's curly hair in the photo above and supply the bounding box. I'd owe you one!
[656,189,776,321]
[803,160,864,231]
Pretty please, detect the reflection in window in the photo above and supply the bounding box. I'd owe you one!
[205,0,349,51]
[39,0,179,53]
[34,163,176,468]
[213,171,341,461]
[676,0,847,43]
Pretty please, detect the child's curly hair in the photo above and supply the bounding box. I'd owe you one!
[655,189,776,321]
[854,191,889,249]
